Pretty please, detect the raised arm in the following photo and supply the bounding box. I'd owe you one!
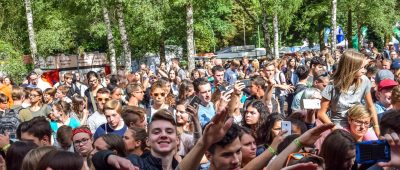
[316,98,333,124]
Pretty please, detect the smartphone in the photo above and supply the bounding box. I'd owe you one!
[218,85,234,93]
[355,140,391,164]
[241,79,251,87]
[189,96,203,107]
[281,121,292,136]
[302,99,321,109]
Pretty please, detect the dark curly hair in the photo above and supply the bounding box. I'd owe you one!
[208,123,240,154]
[264,113,285,145]
[241,100,270,146]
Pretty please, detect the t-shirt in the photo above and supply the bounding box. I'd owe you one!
[20,104,51,119]
[93,123,127,140]
[87,111,107,133]
[224,68,238,85]
[50,118,80,134]
[321,75,371,127]
[198,102,215,127]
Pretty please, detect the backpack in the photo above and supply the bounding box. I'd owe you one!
[0,106,22,139]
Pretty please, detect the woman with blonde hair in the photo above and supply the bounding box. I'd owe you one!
[21,146,56,170]
[70,95,90,125]
[346,104,378,142]
[317,50,380,136]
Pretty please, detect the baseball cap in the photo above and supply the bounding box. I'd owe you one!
[378,79,398,91]
[375,69,394,84]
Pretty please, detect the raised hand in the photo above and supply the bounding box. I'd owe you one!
[233,81,245,95]
[217,90,232,114]
[377,132,400,169]
[201,109,234,148]
[298,123,335,147]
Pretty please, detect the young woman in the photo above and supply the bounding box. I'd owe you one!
[123,127,148,156]
[191,69,201,81]
[19,88,51,118]
[43,88,56,107]
[93,99,127,140]
[84,71,103,113]
[238,126,257,167]
[175,101,201,157]
[320,129,356,170]
[285,57,298,85]
[317,50,380,136]
[70,95,90,125]
[0,76,12,108]
[346,104,378,142]
[168,69,180,96]
[177,80,195,102]
[50,101,80,141]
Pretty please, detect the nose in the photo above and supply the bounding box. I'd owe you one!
[232,152,240,165]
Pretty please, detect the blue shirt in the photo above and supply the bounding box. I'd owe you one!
[224,68,238,85]
[375,102,389,121]
[93,123,127,140]
[198,102,215,127]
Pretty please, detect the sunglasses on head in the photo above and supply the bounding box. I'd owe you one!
[153,93,166,97]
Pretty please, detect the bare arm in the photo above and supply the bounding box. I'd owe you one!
[364,91,380,136]
[316,98,333,124]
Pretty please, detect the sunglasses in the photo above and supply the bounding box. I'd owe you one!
[153,93,166,97]
[97,98,109,102]
[285,153,312,167]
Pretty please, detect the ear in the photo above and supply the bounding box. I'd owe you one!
[129,122,135,128]
[146,137,150,147]
[205,151,212,161]
[135,140,142,148]
[41,135,51,146]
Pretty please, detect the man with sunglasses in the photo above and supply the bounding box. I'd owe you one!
[148,81,173,119]
[87,88,110,133]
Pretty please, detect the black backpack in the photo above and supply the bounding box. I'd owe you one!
[0,106,22,139]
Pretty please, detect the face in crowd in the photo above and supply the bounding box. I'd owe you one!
[197,83,212,104]
[213,70,224,85]
[72,132,93,157]
[147,119,179,156]
[207,137,242,170]
[96,93,110,111]
[151,87,166,106]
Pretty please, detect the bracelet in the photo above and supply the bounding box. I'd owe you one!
[267,146,277,156]
[1,144,10,152]
[293,138,303,149]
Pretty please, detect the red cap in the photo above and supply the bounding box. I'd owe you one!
[378,79,398,91]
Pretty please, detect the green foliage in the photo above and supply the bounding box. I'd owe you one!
[0,40,28,84]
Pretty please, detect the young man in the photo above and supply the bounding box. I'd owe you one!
[307,56,326,86]
[87,87,110,133]
[93,99,127,140]
[147,81,172,118]
[92,111,179,170]
[56,85,72,103]
[194,78,215,127]
[19,116,52,146]
[126,83,145,108]
[211,65,226,93]
[375,79,398,119]
[224,60,240,85]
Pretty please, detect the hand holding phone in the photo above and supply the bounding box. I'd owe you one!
[302,99,321,110]
[281,121,292,137]
[189,96,203,107]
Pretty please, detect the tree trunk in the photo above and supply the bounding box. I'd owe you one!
[331,0,337,55]
[346,9,353,48]
[319,29,325,50]
[357,22,362,50]
[116,0,132,71]
[186,3,195,72]
[273,13,279,59]
[24,0,38,67]
[261,8,271,55]
[159,37,165,63]
[102,6,117,74]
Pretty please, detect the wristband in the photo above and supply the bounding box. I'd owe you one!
[267,146,277,156]
[2,144,10,152]
[293,138,303,149]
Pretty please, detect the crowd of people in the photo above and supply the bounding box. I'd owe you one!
[0,44,400,170]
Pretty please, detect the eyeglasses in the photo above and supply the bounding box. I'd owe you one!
[73,138,90,146]
[97,98,109,102]
[351,119,370,127]
[153,93,166,97]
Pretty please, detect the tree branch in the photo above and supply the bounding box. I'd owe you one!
[233,0,259,25]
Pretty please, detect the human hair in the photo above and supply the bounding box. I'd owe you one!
[190,69,201,80]
[127,127,148,151]
[98,134,127,157]
[238,126,254,139]
[72,95,86,114]
[56,125,73,150]
[332,50,365,93]
[252,59,260,71]
[250,76,267,89]
[150,80,165,93]
[148,110,177,131]
[212,65,225,74]
[121,106,145,127]
[21,146,56,170]
[320,129,355,170]
[178,80,194,101]
[57,85,70,95]
[310,56,325,68]
[380,110,400,134]
[126,83,143,99]
[97,87,110,95]
[264,113,285,145]
[347,104,371,120]
[295,65,310,80]
[107,83,121,95]
[64,72,73,80]
[103,99,122,114]
[37,150,84,170]
[5,141,38,170]
[30,88,44,105]
[0,93,8,103]
[285,117,307,134]
[86,71,99,81]
[242,100,270,145]
[11,86,25,101]
[20,116,52,141]
[193,78,209,93]
[44,88,56,97]
[390,85,400,104]
[208,123,240,154]
[53,100,72,116]
[300,88,321,110]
